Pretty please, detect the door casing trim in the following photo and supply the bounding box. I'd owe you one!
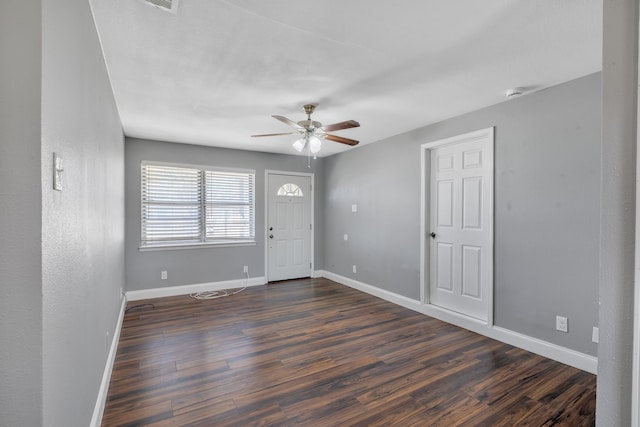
[265,170,315,282]
[420,127,495,326]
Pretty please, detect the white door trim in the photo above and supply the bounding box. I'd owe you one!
[420,127,494,326]
[264,170,314,282]
[631,28,640,423]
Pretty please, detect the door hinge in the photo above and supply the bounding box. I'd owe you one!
[310,223,312,230]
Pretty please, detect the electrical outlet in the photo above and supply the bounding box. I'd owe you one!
[161,270,167,280]
[106,331,110,350]
[243,265,248,274]
[352,204,358,212]
[592,326,599,343]
[556,316,568,333]
[353,265,357,273]
[120,287,124,299]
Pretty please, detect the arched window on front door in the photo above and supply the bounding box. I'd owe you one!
[277,183,304,197]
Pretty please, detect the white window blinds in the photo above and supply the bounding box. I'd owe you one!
[141,163,255,248]
[204,170,255,242]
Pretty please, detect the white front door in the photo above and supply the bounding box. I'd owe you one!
[267,173,312,282]
[428,129,493,322]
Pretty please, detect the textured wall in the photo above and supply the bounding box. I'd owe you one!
[0,3,43,426]
[597,0,638,424]
[125,138,324,291]
[324,134,421,298]
[40,0,125,426]
[324,73,601,356]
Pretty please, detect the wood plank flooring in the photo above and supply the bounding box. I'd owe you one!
[101,278,595,426]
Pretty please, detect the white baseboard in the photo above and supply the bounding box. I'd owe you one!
[90,295,127,427]
[320,270,598,375]
[321,270,423,311]
[126,276,267,301]
[488,326,597,374]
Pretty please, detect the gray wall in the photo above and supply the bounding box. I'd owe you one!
[0,3,629,424]
[41,0,125,425]
[0,3,43,426]
[0,1,125,426]
[324,73,601,357]
[597,0,637,424]
[125,138,324,291]
[324,134,421,297]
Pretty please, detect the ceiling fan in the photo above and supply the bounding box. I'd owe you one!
[251,104,360,156]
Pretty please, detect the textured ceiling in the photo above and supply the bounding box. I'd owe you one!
[89,0,601,157]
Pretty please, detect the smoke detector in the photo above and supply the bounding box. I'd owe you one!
[142,0,179,14]
[506,87,525,98]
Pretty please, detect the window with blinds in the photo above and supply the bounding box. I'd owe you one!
[141,163,255,248]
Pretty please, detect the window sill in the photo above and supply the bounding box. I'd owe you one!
[139,241,256,252]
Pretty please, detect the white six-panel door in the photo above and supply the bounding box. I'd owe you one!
[267,173,312,282]
[427,129,493,322]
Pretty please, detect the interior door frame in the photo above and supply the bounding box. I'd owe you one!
[420,127,495,326]
[632,26,640,422]
[264,170,315,282]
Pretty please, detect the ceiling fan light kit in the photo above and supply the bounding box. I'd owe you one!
[252,104,360,164]
[293,135,322,153]
[292,138,305,152]
[309,136,322,154]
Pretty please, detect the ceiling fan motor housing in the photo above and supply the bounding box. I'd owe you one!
[251,103,360,147]
[298,120,323,130]
[303,104,316,116]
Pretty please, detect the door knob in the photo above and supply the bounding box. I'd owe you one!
[269,234,274,239]
[430,232,436,239]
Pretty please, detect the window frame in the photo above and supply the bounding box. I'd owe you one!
[276,182,304,197]
[139,161,256,251]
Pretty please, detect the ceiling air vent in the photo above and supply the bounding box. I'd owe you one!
[142,0,179,14]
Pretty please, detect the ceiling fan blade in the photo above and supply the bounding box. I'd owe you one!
[325,134,359,146]
[321,120,360,132]
[251,132,296,137]
[273,115,304,131]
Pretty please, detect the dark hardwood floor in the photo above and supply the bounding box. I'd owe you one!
[101,278,595,426]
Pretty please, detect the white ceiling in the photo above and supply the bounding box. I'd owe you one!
[89,0,601,157]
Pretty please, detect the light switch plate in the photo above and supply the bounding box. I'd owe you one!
[53,153,63,191]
